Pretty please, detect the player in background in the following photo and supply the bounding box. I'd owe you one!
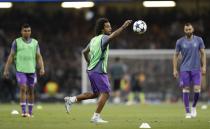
[173,23,206,118]
[64,18,132,123]
[110,57,127,104]
[126,72,146,105]
[3,24,45,117]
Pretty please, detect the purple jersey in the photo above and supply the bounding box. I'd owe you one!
[175,35,205,72]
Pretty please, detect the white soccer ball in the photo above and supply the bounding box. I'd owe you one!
[133,20,147,34]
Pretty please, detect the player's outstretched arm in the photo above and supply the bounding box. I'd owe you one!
[82,45,90,65]
[200,48,206,75]
[3,51,15,78]
[173,52,179,78]
[108,20,132,41]
[37,53,45,76]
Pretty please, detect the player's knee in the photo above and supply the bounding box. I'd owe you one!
[100,92,110,99]
[20,86,27,93]
[90,93,98,98]
[105,92,110,98]
[194,86,201,93]
[28,87,34,94]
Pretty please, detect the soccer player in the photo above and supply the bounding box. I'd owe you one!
[173,23,206,118]
[64,18,132,123]
[3,24,45,117]
[110,57,127,104]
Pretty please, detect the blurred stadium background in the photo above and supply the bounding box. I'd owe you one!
[0,0,210,104]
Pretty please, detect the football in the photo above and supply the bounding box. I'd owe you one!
[133,20,147,34]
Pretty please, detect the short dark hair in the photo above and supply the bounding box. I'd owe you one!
[184,22,193,27]
[95,18,109,36]
[21,23,31,30]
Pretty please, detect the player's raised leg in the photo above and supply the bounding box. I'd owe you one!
[64,92,98,113]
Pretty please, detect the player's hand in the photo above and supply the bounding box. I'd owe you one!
[201,67,206,75]
[39,68,45,76]
[122,20,132,29]
[3,70,9,79]
[173,70,178,79]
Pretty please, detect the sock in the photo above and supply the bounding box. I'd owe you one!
[183,92,190,113]
[128,92,134,102]
[192,92,200,107]
[139,92,145,104]
[28,103,34,115]
[93,112,100,118]
[70,96,77,103]
[20,102,26,114]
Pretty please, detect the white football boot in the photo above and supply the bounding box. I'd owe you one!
[91,115,108,124]
[191,107,197,118]
[64,96,73,113]
[185,113,192,119]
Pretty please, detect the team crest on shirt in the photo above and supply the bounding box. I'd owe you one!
[193,43,197,47]
[182,44,187,48]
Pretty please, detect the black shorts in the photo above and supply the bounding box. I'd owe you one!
[131,85,142,92]
[113,79,121,91]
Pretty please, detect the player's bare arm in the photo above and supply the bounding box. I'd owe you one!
[3,51,15,78]
[82,46,90,65]
[108,20,132,41]
[173,52,179,78]
[200,48,206,75]
[36,52,45,76]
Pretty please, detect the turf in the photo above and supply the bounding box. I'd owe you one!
[0,103,209,129]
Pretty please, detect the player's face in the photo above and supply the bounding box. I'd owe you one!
[21,27,31,39]
[184,25,194,37]
[103,22,112,35]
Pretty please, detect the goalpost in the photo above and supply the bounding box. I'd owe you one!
[81,49,210,102]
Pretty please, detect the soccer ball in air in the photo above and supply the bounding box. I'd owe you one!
[133,20,147,34]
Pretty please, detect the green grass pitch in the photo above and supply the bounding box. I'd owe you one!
[0,103,209,129]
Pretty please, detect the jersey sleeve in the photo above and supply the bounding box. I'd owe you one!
[101,35,109,51]
[175,40,181,53]
[11,40,16,54]
[36,43,40,54]
[199,37,205,49]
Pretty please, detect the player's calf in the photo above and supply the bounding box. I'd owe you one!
[182,88,190,114]
[191,86,200,118]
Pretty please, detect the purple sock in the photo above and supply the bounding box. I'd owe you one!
[28,103,34,115]
[183,92,190,113]
[192,92,200,107]
[20,102,26,114]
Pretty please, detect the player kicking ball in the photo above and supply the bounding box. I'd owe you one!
[173,23,206,118]
[64,18,132,123]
